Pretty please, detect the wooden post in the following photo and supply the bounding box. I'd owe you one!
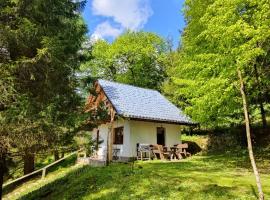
[106,124,113,165]
[106,128,110,166]
[3,150,80,189]
[41,168,46,179]
[106,108,115,165]
[109,122,114,162]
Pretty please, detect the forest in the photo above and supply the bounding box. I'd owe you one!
[1,0,270,199]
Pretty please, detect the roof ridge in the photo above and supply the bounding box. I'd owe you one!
[98,79,159,93]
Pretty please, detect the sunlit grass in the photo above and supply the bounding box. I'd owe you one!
[3,153,270,200]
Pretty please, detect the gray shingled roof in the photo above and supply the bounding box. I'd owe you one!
[98,79,193,125]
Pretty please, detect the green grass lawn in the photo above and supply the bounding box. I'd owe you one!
[3,152,270,200]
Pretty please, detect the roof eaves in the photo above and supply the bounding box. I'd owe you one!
[119,113,195,125]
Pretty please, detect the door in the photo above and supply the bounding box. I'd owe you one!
[157,127,165,146]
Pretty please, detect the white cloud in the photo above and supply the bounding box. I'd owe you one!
[91,21,123,40]
[91,0,153,39]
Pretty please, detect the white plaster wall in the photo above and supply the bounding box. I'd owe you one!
[129,120,182,157]
[92,118,131,160]
[92,119,182,158]
[92,123,108,161]
[111,119,131,157]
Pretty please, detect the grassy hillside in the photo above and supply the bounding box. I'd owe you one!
[3,152,270,200]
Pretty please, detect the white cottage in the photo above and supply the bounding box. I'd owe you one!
[86,79,193,162]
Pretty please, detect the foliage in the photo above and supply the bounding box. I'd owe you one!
[164,0,270,128]
[74,131,103,157]
[82,31,169,90]
[0,0,88,182]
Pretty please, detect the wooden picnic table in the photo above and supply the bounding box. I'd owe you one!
[163,146,169,152]
[160,146,179,160]
[150,144,190,160]
[173,143,191,159]
[170,147,180,160]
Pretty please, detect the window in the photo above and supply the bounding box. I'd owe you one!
[113,127,124,144]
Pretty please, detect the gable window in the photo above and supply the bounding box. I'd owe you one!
[113,127,124,144]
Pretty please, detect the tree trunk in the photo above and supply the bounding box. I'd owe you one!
[0,154,7,200]
[23,153,35,175]
[130,67,136,86]
[61,152,65,158]
[259,102,267,128]
[54,150,59,161]
[254,64,267,128]
[106,109,115,166]
[237,68,264,200]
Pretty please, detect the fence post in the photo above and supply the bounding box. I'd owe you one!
[3,150,81,188]
[42,168,46,179]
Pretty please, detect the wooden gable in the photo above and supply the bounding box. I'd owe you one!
[85,81,117,163]
[85,81,116,125]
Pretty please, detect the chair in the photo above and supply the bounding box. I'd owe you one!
[113,148,120,160]
[137,143,151,160]
[175,143,191,159]
[151,144,170,160]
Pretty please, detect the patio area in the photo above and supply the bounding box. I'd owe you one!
[135,143,192,161]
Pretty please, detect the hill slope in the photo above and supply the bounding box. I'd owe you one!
[3,152,270,200]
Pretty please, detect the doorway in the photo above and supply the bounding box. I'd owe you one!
[157,127,165,146]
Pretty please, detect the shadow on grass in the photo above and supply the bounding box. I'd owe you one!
[18,166,96,200]
[198,184,236,199]
[17,158,255,200]
[46,154,77,173]
[3,155,77,196]
[250,185,258,199]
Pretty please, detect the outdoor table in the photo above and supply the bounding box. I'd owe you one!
[163,146,169,152]
[170,147,181,160]
[174,143,190,158]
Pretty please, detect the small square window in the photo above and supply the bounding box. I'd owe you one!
[113,127,124,144]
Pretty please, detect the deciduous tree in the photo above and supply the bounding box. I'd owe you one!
[82,31,168,90]
[165,0,270,198]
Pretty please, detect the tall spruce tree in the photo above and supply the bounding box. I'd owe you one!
[0,0,87,197]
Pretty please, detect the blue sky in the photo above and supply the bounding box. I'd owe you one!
[82,0,186,48]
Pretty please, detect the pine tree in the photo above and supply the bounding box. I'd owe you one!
[0,0,87,197]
